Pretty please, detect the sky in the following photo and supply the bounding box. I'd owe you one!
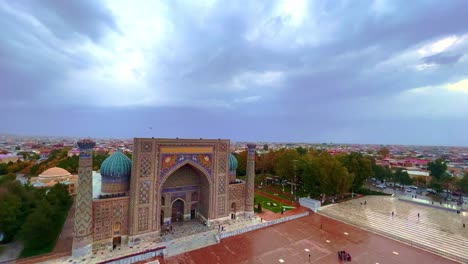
[1,0,468,146]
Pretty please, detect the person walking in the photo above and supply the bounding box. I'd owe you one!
[417,213,420,219]
[392,211,394,217]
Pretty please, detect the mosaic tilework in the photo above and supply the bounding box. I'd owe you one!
[218,155,227,174]
[141,141,153,152]
[217,196,225,216]
[160,153,213,179]
[138,207,149,231]
[220,143,228,151]
[229,183,244,200]
[138,181,150,204]
[218,176,226,194]
[140,155,151,177]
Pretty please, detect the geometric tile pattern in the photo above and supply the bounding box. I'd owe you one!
[138,207,149,231]
[160,153,213,179]
[73,142,95,255]
[138,180,150,204]
[218,155,227,174]
[93,197,130,241]
[218,175,226,194]
[141,141,153,153]
[140,155,151,178]
[217,196,225,216]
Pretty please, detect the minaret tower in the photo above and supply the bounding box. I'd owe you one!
[72,139,96,257]
[245,143,256,217]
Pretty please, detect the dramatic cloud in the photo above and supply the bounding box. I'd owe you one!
[1,0,468,145]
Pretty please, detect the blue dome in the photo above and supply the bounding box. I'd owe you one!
[229,153,238,172]
[100,151,132,182]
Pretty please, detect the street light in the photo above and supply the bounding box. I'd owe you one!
[293,159,298,200]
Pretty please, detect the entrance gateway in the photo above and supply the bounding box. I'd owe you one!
[72,138,257,256]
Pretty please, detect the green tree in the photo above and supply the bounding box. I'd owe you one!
[0,191,21,242]
[296,147,307,155]
[337,152,372,189]
[275,149,300,181]
[318,153,354,196]
[457,172,468,194]
[20,200,56,251]
[428,158,447,180]
[234,150,247,176]
[378,147,390,157]
[394,169,412,186]
[301,157,320,195]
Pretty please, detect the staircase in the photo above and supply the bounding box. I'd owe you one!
[318,196,468,263]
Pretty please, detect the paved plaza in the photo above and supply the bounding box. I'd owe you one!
[166,212,455,264]
[318,195,468,263]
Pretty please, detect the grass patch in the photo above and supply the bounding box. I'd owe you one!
[0,245,5,256]
[19,203,71,258]
[254,193,294,213]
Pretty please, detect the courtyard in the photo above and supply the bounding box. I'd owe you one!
[166,212,455,264]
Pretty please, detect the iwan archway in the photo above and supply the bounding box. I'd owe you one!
[159,162,211,229]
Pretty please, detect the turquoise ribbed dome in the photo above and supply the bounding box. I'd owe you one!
[100,151,132,181]
[229,153,238,172]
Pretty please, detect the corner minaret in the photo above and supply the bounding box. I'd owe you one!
[72,139,96,258]
[245,143,256,217]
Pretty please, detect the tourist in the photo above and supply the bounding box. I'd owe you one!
[392,211,394,217]
[308,254,311,262]
[463,223,465,228]
[417,213,419,219]
[364,200,367,205]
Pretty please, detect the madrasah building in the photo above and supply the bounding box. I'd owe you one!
[72,138,256,257]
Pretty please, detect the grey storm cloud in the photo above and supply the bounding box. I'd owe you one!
[1,0,468,145]
[422,53,463,65]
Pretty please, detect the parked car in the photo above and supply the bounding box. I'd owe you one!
[406,188,412,192]
[395,183,402,188]
[376,185,386,189]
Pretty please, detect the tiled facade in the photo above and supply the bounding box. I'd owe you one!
[75,138,251,253]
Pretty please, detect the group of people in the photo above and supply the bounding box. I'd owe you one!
[338,251,351,262]
[360,200,367,206]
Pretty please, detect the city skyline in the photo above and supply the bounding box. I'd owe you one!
[2,1,468,146]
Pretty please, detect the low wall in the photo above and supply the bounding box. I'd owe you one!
[218,212,309,240]
[398,196,463,212]
[96,246,166,264]
[299,197,321,212]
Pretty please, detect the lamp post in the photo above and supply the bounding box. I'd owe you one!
[293,159,298,200]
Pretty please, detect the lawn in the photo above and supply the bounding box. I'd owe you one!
[254,193,295,213]
[257,185,295,202]
[0,245,5,256]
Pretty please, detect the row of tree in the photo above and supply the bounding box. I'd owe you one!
[234,147,468,198]
[0,176,72,256]
[0,148,123,177]
[235,148,374,197]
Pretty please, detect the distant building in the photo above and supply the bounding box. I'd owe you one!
[30,167,78,195]
[68,148,80,157]
[0,154,20,164]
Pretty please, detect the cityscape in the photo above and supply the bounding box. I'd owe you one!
[1,1,468,264]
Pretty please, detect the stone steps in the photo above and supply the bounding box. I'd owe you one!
[321,208,467,258]
[319,204,468,263]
